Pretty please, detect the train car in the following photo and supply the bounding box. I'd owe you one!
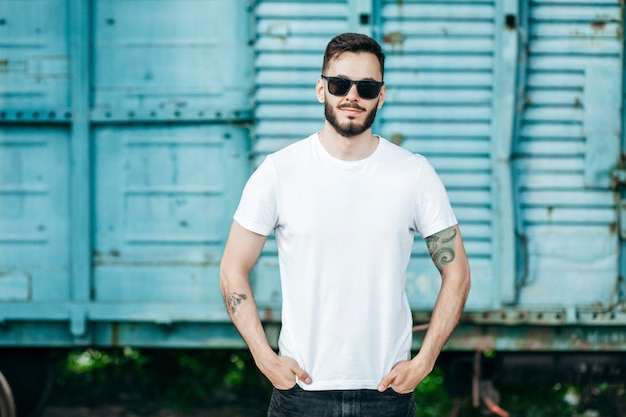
[1,1,624,416]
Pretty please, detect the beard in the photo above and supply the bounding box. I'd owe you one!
[324,100,379,137]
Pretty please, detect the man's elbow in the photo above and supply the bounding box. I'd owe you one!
[458,262,471,300]
[462,271,471,299]
[219,261,234,296]
[444,260,471,298]
[219,261,248,295]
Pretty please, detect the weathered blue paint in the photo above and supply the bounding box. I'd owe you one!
[513,0,622,308]
[584,66,621,188]
[348,0,373,35]
[69,0,92,306]
[0,0,624,351]
[377,0,504,310]
[491,0,518,306]
[1,0,254,347]
[92,125,249,305]
[91,0,254,117]
[620,7,626,310]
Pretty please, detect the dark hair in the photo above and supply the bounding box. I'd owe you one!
[322,33,385,79]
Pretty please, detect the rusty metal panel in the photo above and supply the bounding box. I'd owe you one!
[440,323,626,352]
[252,0,357,311]
[92,0,253,117]
[377,0,518,311]
[0,0,70,109]
[1,0,256,347]
[253,0,520,313]
[0,128,71,301]
[0,0,623,351]
[513,0,622,307]
[254,0,355,165]
[93,125,249,302]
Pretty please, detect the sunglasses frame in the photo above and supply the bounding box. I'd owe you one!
[321,75,384,100]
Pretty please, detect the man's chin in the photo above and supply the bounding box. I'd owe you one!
[334,124,365,137]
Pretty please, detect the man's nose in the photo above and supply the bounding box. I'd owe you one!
[345,83,359,100]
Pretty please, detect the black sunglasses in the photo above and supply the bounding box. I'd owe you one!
[321,75,384,100]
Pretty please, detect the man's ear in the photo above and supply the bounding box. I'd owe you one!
[316,78,325,103]
[376,84,386,109]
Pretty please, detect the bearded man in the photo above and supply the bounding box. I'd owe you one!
[220,32,471,417]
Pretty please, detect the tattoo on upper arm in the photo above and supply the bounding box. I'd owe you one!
[227,292,248,314]
[425,226,457,273]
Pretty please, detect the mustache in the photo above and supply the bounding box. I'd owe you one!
[338,103,366,111]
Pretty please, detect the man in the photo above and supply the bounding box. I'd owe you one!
[220,33,470,417]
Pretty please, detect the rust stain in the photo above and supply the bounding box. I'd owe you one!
[591,20,606,31]
[266,23,290,41]
[573,97,582,108]
[460,336,495,352]
[609,222,618,234]
[391,133,403,146]
[505,14,517,31]
[382,31,404,47]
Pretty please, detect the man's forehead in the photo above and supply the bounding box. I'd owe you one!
[326,52,382,79]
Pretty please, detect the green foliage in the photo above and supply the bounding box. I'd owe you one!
[496,383,579,417]
[50,348,626,417]
[50,348,271,409]
[414,366,456,417]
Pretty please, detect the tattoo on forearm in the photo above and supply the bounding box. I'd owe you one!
[425,227,457,273]
[227,292,248,314]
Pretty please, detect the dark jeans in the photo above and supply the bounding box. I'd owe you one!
[267,384,416,417]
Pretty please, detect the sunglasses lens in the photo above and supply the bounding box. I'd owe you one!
[323,76,382,99]
[328,78,351,96]
[357,81,380,99]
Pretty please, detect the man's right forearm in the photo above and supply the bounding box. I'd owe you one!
[220,271,276,364]
[220,270,312,388]
[218,221,310,387]
[219,221,276,366]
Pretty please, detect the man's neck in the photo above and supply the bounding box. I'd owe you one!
[318,125,379,162]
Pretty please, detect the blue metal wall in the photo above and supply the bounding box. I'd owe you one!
[513,0,621,309]
[376,0,517,311]
[0,0,624,350]
[0,0,254,346]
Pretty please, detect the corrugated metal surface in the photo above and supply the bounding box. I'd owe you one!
[0,0,69,110]
[255,0,351,163]
[0,128,70,301]
[0,0,254,345]
[252,0,518,312]
[92,0,253,118]
[513,0,622,307]
[377,0,514,311]
[93,125,249,302]
[0,0,623,349]
[252,0,372,309]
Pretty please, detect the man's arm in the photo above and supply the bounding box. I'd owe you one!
[219,221,312,389]
[378,224,471,393]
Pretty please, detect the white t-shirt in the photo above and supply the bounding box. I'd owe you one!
[234,133,457,391]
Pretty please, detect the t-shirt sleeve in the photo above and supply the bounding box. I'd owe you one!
[413,157,458,238]
[233,156,278,236]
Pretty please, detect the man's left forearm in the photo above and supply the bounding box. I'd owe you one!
[418,224,471,367]
[377,225,470,393]
[414,266,470,369]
